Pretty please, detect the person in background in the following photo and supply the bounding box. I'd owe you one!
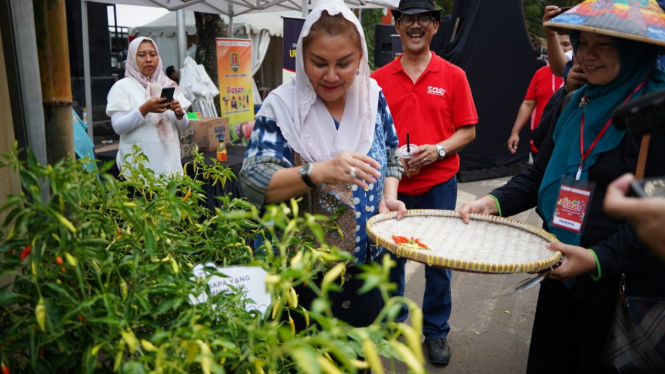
[106,37,191,178]
[72,109,95,171]
[239,0,406,328]
[166,65,180,85]
[371,0,477,365]
[507,32,572,159]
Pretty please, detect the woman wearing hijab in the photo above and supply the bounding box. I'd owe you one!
[106,37,191,177]
[239,0,406,327]
[459,27,665,374]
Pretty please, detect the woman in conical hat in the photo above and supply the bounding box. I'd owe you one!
[460,1,665,372]
[240,0,406,328]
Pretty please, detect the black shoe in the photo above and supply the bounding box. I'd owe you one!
[425,338,451,365]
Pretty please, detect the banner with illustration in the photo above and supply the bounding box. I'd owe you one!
[216,38,254,125]
[282,17,305,84]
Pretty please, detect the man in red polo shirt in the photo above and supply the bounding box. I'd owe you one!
[507,32,572,160]
[371,0,477,365]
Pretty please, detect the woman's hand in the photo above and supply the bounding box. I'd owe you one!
[310,151,381,190]
[379,198,407,220]
[171,99,185,119]
[545,242,597,281]
[139,97,171,117]
[566,62,587,93]
[458,196,499,224]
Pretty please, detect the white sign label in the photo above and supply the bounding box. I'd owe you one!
[189,263,270,315]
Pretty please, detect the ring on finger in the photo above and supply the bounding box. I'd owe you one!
[349,166,356,179]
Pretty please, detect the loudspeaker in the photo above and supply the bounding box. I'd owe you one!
[375,25,396,68]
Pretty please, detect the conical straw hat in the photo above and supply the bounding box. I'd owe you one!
[544,0,665,47]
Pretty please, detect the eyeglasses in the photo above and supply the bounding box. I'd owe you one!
[398,16,436,28]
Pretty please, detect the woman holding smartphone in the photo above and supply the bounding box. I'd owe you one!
[106,37,191,177]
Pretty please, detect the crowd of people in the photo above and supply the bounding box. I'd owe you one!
[101,0,665,371]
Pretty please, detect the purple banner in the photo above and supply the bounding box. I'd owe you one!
[282,17,305,83]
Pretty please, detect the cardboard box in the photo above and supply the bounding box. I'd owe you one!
[178,122,196,158]
[190,117,231,152]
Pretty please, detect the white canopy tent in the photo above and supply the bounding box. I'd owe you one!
[131,10,301,105]
[80,0,398,137]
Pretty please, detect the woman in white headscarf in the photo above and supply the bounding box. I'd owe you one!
[240,0,406,327]
[106,37,191,177]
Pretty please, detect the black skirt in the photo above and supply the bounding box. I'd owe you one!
[526,285,616,374]
[287,265,384,331]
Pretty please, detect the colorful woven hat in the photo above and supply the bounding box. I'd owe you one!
[544,0,665,47]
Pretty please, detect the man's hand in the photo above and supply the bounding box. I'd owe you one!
[507,133,520,154]
[543,5,563,35]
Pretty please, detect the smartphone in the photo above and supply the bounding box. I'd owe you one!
[160,86,175,103]
[629,177,665,198]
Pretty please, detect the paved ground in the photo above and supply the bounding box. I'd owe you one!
[381,177,544,374]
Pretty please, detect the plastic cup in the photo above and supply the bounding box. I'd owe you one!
[398,144,420,177]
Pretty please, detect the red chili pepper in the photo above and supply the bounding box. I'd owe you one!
[56,256,63,265]
[2,363,10,374]
[415,239,428,248]
[60,268,66,273]
[393,235,409,244]
[76,315,85,323]
[19,245,31,260]
[39,348,45,357]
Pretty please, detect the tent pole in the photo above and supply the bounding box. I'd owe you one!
[81,0,93,140]
[176,9,187,69]
[229,4,234,37]
[302,0,307,18]
[8,0,47,167]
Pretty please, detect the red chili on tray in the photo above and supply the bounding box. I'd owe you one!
[392,235,429,249]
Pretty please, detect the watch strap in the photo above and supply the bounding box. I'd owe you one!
[300,163,317,188]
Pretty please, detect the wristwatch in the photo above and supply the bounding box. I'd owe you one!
[436,144,447,159]
[299,163,317,188]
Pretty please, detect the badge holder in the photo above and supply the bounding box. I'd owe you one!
[552,175,595,235]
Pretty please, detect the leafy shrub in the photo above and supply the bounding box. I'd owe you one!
[0,146,425,373]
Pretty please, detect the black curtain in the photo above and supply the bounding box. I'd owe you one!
[431,0,541,181]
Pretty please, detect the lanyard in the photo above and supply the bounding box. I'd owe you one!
[576,75,650,180]
[552,74,562,93]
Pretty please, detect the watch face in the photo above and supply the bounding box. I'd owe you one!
[438,148,446,157]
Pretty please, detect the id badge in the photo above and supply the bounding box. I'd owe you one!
[552,175,595,234]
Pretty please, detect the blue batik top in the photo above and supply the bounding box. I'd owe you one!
[240,92,403,264]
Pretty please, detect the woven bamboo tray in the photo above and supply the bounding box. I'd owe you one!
[366,210,562,274]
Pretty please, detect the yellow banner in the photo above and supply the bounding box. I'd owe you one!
[216,38,254,125]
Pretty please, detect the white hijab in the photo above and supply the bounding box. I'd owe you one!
[125,37,179,146]
[256,0,380,163]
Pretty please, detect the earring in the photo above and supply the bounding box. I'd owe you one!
[356,68,360,76]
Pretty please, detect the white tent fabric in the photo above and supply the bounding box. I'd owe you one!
[132,10,300,103]
[131,11,198,69]
[180,56,220,117]
[90,0,398,16]
[250,30,270,105]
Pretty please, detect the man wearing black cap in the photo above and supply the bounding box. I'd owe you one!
[371,0,477,365]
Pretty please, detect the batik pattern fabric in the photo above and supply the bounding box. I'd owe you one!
[240,93,402,264]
